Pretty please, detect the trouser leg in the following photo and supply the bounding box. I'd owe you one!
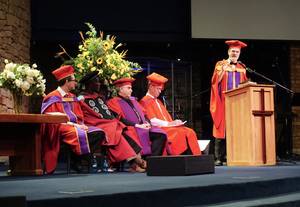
[88,131,106,172]
[215,138,226,162]
[87,131,105,154]
[149,132,167,156]
[122,132,142,154]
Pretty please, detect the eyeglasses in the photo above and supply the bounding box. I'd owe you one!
[69,79,77,82]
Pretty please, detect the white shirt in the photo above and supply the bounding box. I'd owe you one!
[57,86,67,97]
[146,93,169,127]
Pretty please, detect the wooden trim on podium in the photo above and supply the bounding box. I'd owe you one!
[0,113,68,123]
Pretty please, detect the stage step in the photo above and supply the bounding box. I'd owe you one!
[201,191,300,207]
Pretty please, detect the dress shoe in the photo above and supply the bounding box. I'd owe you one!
[70,162,85,173]
[129,163,146,173]
[215,160,223,166]
[135,157,147,169]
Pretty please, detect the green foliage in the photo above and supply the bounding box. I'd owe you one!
[57,23,142,93]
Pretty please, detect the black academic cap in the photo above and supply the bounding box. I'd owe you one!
[79,71,99,84]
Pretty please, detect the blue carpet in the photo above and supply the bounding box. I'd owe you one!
[1,163,300,207]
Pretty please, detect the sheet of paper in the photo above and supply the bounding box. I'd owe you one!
[162,120,187,127]
[198,140,210,151]
[45,112,65,116]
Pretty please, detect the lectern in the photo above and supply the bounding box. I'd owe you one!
[225,83,276,166]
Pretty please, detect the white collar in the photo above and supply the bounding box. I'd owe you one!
[146,92,155,99]
[57,87,67,97]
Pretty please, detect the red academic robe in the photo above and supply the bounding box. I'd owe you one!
[80,93,138,163]
[41,90,95,174]
[139,95,201,155]
[210,60,248,139]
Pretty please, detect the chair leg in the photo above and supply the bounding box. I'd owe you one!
[66,147,71,174]
[116,161,125,172]
[120,161,125,171]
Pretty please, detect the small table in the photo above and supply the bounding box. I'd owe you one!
[0,113,68,175]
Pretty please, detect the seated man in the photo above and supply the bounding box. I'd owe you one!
[107,77,167,156]
[78,72,147,172]
[41,65,104,174]
[139,72,201,155]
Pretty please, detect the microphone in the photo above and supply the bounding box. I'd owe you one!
[238,61,253,73]
[162,95,168,107]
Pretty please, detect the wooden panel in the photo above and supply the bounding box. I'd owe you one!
[0,113,68,175]
[227,89,251,163]
[225,84,276,166]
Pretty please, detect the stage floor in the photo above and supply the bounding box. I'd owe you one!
[1,161,300,207]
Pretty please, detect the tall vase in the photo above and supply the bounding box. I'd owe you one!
[12,92,23,114]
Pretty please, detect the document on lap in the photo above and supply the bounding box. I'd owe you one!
[45,112,66,115]
[163,120,187,127]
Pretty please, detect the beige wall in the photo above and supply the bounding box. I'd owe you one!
[0,0,31,113]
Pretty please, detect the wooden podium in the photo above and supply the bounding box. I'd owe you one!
[225,83,276,166]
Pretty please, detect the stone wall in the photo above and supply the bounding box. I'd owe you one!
[0,0,31,113]
[290,45,300,154]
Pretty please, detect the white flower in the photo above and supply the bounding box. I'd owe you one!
[26,69,37,77]
[5,62,17,71]
[7,71,15,79]
[40,83,45,91]
[14,79,22,88]
[21,81,30,91]
[26,76,34,84]
[4,59,9,64]
[0,60,46,97]
[17,66,23,72]
[33,70,40,77]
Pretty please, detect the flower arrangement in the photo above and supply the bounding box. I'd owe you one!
[0,59,46,113]
[57,23,142,92]
[0,59,46,96]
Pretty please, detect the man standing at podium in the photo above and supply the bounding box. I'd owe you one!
[210,40,248,166]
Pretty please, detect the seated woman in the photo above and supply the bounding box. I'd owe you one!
[78,72,147,173]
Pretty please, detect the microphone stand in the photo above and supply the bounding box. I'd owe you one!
[240,63,294,95]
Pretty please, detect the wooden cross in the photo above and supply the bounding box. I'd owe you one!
[252,89,273,164]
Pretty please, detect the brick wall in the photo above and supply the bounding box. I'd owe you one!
[0,0,31,113]
[290,45,300,154]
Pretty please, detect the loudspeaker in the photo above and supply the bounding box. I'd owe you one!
[147,155,214,176]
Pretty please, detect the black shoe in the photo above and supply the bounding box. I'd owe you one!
[215,160,223,166]
[70,162,84,173]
